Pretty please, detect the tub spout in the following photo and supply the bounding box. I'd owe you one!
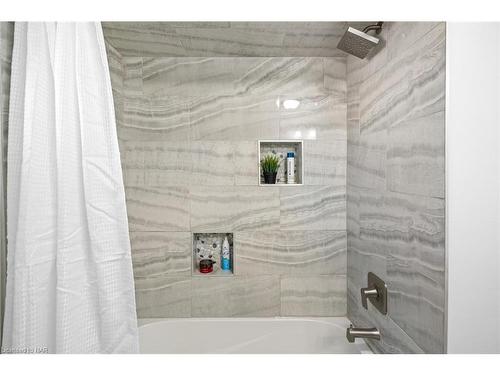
[346,324,380,343]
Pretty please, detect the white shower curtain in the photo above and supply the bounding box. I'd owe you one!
[1,22,139,353]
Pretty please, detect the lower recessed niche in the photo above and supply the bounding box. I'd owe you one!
[192,233,234,276]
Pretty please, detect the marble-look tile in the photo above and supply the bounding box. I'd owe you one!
[346,55,363,85]
[384,192,445,353]
[103,22,218,57]
[135,276,191,318]
[142,57,238,97]
[102,22,347,57]
[123,57,143,97]
[109,72,123,133]
[358,65,393,139]
[304,140,346,186]
[144,141,192,186]
[0,22,14,61]
[356,189,397,258]
[281,275,346,316]
[348,229,422,355]
[346,122,360,149]
[347,243,387,292]
[387,250,445,353]
[130,232,192,277]
[323,57,347,99]
[121,140,259,187]
[387,111,445,198]
[362,189,444,257]
[280,186,346,231]
[346,81,360,122]
[118,96,190,141]
[345,22,446,354]
[279,95,346,142]
[347,189,389,290]
[174,26,284,57]
[234,141,259,185]
[1,112,6,202]
[346,189,389,317]
[350,187,445,353]
[346,188,360,239]
[125,186,190,231]
[103,21,352,322]
[191,276,280,317]
[347,141,386,190]
[120,141,192,187]
[275,23,347,57]
[387,22,443,60]
[233,57,326,97]
[396,24,445,119]
[113,102,126,136]
[191,141,234,186]
[235,231,346,275]
[0,118,7,174]
[119,141,145,187]
[347,280,424,354]
[105,42,123,93]
[190,186,280,232]
[138,56,324,98]
[189,95,279,141]
[359,23,445,138]
[0,58,12,111]
[230,22,344,32]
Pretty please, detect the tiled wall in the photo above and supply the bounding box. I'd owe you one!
[0,21,14,348]
[106,22,446,347]
[105,35,348,317]
[102,22,348,57]
[346,22,446,353]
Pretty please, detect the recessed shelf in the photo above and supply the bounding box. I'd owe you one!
[258,140,304,186]
[192,233,233,277]
[193,268,234,277]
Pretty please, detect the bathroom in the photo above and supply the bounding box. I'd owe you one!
[100,20,445,354]
[1,2,500,369]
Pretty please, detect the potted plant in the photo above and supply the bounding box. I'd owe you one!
[260,153,281,184]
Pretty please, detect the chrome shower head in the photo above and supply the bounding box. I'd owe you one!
[337,22,383,59]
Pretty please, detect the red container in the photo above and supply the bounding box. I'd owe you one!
[199,259,215,273]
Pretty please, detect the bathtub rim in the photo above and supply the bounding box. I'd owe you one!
[138,316,374,354]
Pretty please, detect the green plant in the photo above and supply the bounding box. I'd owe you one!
[260,153,281,174]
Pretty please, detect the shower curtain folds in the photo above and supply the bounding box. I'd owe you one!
[1,22,139,354]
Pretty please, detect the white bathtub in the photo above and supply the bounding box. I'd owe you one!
[138,317,373,354]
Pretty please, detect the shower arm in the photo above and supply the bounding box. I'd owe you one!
[363,22,384,35]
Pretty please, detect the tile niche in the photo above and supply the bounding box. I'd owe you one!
[258,140,303,186]
[192,233,234,276]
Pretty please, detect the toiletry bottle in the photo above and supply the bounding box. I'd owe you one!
[221,236,231,271]
[286,152,295,184]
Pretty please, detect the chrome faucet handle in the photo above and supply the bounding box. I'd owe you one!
[361,286,379,309]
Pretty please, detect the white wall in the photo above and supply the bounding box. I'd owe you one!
[446,22,500,353]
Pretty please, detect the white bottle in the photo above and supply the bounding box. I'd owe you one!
[286,152,295,184]
[221,236,231,271]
